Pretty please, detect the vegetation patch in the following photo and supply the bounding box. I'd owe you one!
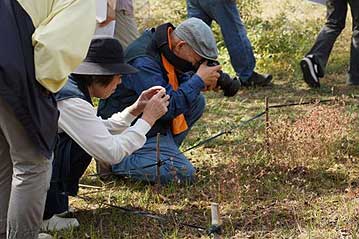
[54,0,359,238]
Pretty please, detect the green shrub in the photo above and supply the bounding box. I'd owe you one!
[135,0,187,31]
[248,13,323,79]
[134,0,327,80]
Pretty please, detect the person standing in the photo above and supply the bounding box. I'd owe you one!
[95,0,139,48]
[95,0,117,36]
[300,0,359,87]
[0,0,96,238]
[114,0,140,49]
[186,0,272,87]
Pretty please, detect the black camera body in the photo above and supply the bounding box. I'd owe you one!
[207,60,240,97]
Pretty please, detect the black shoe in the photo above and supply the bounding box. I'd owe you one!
[347,74,359,86]
[240,71,273,87]
[300,55,322,88]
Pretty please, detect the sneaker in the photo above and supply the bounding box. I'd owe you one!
[346,74,359,86]
[38,233,53,239]
[55,206,75,217]
[41,215,79,231]
[240,71,273,87]
[300,55,322,88]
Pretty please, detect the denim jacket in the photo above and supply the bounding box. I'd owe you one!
[98,29,205,137]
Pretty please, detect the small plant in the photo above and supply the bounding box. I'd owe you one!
[269,105,352,166]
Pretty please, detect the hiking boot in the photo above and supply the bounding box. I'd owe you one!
[240,71,273,87]
[41,215,79,231]
[38,233,53,239]
[300,54,323,88]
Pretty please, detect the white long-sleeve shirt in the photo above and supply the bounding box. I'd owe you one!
[57,98,151,165]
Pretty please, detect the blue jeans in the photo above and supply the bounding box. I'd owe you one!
[112,94,205,184]
[187,0,256,81]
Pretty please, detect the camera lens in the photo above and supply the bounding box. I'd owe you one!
[217,72,240,97]
[206,60,240,97]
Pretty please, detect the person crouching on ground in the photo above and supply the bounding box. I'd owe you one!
[97,18,222,184]
[41,36,169,232]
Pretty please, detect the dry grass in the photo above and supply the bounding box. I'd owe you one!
[50,0,359,238]
[260,0,326,21]
[269,105,352,165]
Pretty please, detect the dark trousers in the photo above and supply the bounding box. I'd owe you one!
[308,0,359,83]
[43,137,92,220]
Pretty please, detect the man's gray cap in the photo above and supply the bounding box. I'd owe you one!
[174,17,218,61]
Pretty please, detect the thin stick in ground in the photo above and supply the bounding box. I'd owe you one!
[156,133,161,189]
[265,97,270,154]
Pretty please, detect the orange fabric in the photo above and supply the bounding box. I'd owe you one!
[161,28,188,135]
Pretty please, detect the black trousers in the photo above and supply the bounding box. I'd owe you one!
[307,0,359,83]
[43,135,92,220]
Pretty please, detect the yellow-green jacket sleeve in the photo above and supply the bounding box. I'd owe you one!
[31,0,96,93]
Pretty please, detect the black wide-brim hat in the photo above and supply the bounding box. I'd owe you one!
[73,36,138,75]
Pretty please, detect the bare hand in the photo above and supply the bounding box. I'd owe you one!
[98,18,113,27]
[141,89,170,126]
[99,0,116,27]
[196,61,221,91]
[129,86,165,116]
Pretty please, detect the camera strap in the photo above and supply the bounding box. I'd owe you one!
[154,23,195,73]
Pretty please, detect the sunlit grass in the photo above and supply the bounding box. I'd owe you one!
[51,0,359,238]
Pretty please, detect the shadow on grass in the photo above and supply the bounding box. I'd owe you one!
[55,202,210,238]
[71,73,359,238]
[59,155,351,238]
[194,159,350,233]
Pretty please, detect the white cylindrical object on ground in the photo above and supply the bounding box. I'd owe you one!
[211,202,219,225]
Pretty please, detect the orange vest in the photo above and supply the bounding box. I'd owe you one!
[161,28,188,135]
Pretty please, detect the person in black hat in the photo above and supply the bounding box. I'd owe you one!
[41,36,170,231]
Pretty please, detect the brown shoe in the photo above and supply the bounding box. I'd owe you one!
[95,159,112,181]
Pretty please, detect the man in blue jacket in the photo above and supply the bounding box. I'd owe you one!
[98,18,222,184]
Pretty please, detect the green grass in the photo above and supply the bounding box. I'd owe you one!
[52,0,359,238]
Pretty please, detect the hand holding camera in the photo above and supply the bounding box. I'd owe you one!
[196,60,240,97]
[196,61,221,91]
[130,86,165,116]
[206,60,240,97]
[141,88,170,126]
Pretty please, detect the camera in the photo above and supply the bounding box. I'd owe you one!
[207,60,240,97]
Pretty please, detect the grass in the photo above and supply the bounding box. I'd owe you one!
[53,0,359,238]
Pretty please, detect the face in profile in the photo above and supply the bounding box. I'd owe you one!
[91,75,122,99]
[173,41,203,67]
